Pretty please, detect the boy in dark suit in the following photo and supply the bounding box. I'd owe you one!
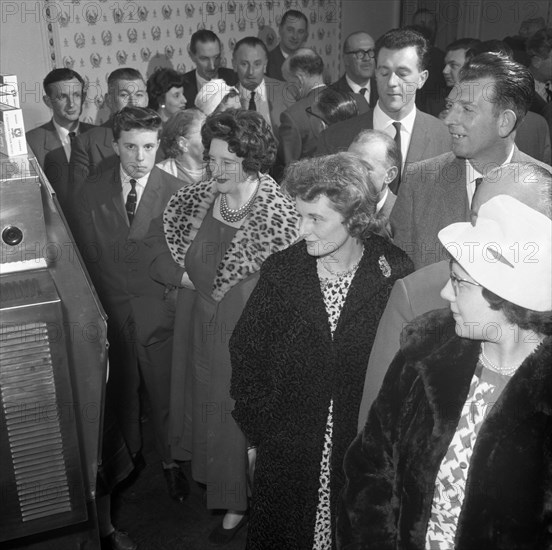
[74,106,188,502]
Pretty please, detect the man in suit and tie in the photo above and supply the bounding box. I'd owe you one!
[70,67,148,190]
[348,129,400,220]
[74,106,189,502]
[330,31,378,110]
[266,9,308,82]
[316,28,451,192]
[391,53,550,270]
[233,36,291,141]
[277,48,326,168]
[182,29,238,108]
[26,68,95,218]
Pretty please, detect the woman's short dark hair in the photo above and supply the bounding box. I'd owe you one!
[314,88,358,125]
[201,109,277,173]
[282,153,386,239]
[147,68,185,110]
[482,288,552,336]
[161,109,205,158]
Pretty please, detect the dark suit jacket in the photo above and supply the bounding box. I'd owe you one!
[277,86,326,167]
[26,119,95,215]
[182,67,238,108]
[390,147,547,270]
[330,74,378,109]
[357,259,449,429]
[74,164,183,342]
[260,76,294,140]
[516,111,551,165]
[266,46,286,81]
[315,108,451,168]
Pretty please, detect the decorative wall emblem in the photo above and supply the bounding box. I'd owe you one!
[228,37,236,51]
[74,32,85,48]
[63,56,75,69]
[140,47,152,61]
[162,4,172,19]
[175,24,184,38]
[151,26,161,40]
[85,5,100,25]
[310,11,317,23]
[177,63,186,73]
[205,2,216,15]
[284,0,292,9]
[165,45,175,59]
[113,8,123,23]
[185,4,195,17]
[227,0,236,14]
[217,20,226,33]
[325,43,332,55]
[127,28,138,43]
[302,0,310,7]
[247,1,256,11]
[138,6,149,21]
[258,16,265,29]
[237,18,246,32]
[59,11,70,27]
[116,50,128,65]
[197,21,206,30]
[101,30,112,46]
[90,52,102,68]
[317,28,325,40]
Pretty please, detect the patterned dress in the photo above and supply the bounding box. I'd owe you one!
[425,359,513,549]
[312,268,359,549]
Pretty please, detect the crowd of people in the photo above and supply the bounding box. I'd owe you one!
[24,7,552,550]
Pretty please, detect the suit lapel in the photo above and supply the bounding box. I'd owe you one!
[42,120,63,153]
[130,167,163,239]
[110,168,129,228]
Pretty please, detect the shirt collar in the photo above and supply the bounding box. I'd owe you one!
[345,75,370,95]
[280,46,289,60]
[239,80,266,100]
[119,166,149,188]
[373,101,416,135]
[376,187,389,213]
[466,145,516,183]
[52,118,79,141]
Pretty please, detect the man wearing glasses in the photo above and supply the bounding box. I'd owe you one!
[316,28,450,189]
[330,31,378,110]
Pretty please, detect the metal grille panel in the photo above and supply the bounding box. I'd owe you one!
[0,322,72,521]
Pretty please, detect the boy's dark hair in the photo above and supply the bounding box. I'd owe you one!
[112,106,162,141]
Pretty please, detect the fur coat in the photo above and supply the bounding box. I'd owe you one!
[230,237,414,549]
[338,308,552,550]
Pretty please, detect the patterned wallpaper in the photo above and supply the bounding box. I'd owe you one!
[44,0,342,124]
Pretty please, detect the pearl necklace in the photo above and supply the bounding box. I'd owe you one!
[479,343,519,376]
[318,248,364,278]
[219,178,259,223]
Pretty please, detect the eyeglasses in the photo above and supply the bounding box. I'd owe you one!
[449,261,482,296]
[344,49,376,60]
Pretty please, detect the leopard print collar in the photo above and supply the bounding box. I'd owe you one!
[163,173,299,301]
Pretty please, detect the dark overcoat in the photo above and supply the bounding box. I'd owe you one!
[230,237,413,549]
[339,308,552,550]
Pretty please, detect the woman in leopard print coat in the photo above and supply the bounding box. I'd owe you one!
[145,109,299,541]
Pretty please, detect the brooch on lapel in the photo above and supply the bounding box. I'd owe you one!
[378,255,391,278]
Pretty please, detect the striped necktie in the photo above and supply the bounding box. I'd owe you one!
[125,178,137,224]
[389,122,402,194]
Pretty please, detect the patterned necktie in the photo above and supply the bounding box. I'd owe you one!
[471,177,483,208]
[125,178,137,224]
[389,121,402,194]
[546,81,552,103]
[248,91,256,111]
[68,131,76,141]
[359,87,367,98]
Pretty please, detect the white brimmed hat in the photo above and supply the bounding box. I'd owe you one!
[438,194,552,312]
[194,79,240,115]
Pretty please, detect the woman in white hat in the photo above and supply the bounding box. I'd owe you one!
[339,194,552,550]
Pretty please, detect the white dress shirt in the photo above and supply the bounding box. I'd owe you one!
[239,80,272,129]
[120,167,148,210]
[53,119,80,161]
[345,75,371,104]
[465,146,515,204]
[373,102,417,172]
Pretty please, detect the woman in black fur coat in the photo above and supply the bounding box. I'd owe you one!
[230,153,414,550]
[339,194,552,550]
